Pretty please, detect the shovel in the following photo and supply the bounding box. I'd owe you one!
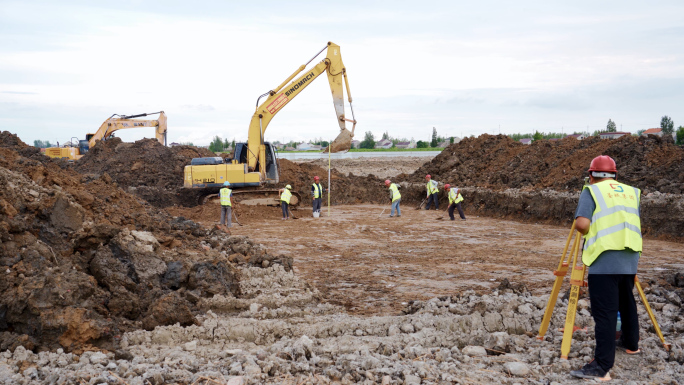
[435,207,450,220]
[232,210,243,226]
[415,197,427,210]
[287,206,299,220]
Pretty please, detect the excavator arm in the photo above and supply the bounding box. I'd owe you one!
[87,111,168,147]
[246,42,356,174]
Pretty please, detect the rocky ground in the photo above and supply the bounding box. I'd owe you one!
[2,264,684,384]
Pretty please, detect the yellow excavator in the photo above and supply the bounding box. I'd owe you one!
[183,41,356,206]
[45,111,167,160]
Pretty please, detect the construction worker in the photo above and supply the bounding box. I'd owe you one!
[445,184,466,221]
[425,174,440,210]
[279,184,293,220]
[311,176,325,217]
[385,179,401,217]
[569,155,642,381]
[219,181,232,228]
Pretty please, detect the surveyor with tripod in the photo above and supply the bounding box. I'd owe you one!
[569,155,642,381]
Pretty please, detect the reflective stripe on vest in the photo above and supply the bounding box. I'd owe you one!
[220,188,232,206]
[389,183,401,202]
[313,183,322,199]
[582,180,642,266]
[448,189,463,204]
[281,189,292,204]
[427,180,439,194]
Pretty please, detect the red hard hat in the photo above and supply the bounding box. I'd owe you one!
[444,184,451,189]
[384,179,391,186]
[314,176,320,181]
[425,174,431,179]
[588,155,617,173]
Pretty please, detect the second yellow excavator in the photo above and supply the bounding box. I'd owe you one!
[183,41,357,205]
[45,111,167,160]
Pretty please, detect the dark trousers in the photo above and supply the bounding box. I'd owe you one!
[448,203,465,220]
[425,193,439,210]
[588,274,639,372]
[313,198,322,213]
[281,202,289,218]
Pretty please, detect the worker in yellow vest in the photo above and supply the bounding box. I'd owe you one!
[445,184,466,221]
[311,176,325,217]
[384,179,401,217]
[279,184,293,220]
[570,155,642,382]
[425,174,440,210]
[219,181,232,228]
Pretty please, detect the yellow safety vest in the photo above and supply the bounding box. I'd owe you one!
[389,183,401,202]
[280,189,292,204]
[219,187,232,206]
[427,180,439,195]
[448,189,463,204]
[582,180,642,266]
[312,183,323,199]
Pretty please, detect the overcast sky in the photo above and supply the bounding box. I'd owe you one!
[2,0,683,146]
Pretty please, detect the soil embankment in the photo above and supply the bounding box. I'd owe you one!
[0,132,293,353]
[395,134,684,240]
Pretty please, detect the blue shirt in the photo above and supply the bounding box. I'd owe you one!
[575,188,640,274]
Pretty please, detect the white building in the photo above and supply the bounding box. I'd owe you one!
[599,132,630,140]
[374,139,393,149]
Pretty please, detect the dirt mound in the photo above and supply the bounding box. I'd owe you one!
[278,159,387,206]
[400,134,684,194]
[75,138,215,207]
[0,132,293,353]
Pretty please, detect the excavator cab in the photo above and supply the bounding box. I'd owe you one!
[233,142,279,183]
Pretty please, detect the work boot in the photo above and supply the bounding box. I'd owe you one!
[569,360,611,381]
[397,214,401,217]
[616,338,641,355]
[389,215,394,217]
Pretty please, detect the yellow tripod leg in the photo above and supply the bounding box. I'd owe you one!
[538,221,577,340]
[634,276,671,351]
[560,235,586,359]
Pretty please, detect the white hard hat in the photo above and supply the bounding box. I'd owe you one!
[286,184,292,189]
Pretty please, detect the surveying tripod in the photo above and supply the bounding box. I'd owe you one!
[536,220,671,359]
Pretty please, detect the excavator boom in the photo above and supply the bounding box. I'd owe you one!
[247,42,356,175]
[87,111,167,147]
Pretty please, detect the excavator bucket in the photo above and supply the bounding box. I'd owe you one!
[325,128,354,153]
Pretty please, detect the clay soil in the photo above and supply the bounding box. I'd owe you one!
[167,203,684,316]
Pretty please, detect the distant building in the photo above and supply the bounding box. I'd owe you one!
[519,138,532,145]
[298,142,316,150]
[565,134,585,140]
[284,146,295,151]
[452,137,462,144]
[436,141,449,148]
[599,132,630,140]
[169,142,181,147]
[351,140,361,149]
[309,145,322,151]
[395,140,416,149]
[374,139,393,149]
[642,128,663,137]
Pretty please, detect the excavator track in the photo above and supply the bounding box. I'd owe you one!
[198,189,301,207]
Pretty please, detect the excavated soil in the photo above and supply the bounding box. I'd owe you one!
[0,132,292,353]
[399,133,684,194]
[75,138,215,207]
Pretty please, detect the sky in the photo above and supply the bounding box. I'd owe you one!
[1,0,683,146]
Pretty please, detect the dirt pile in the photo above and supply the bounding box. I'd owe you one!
[400,134,684,194]
[0,132,293,352]
[75,138,215,207]
[278,159,387,206]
